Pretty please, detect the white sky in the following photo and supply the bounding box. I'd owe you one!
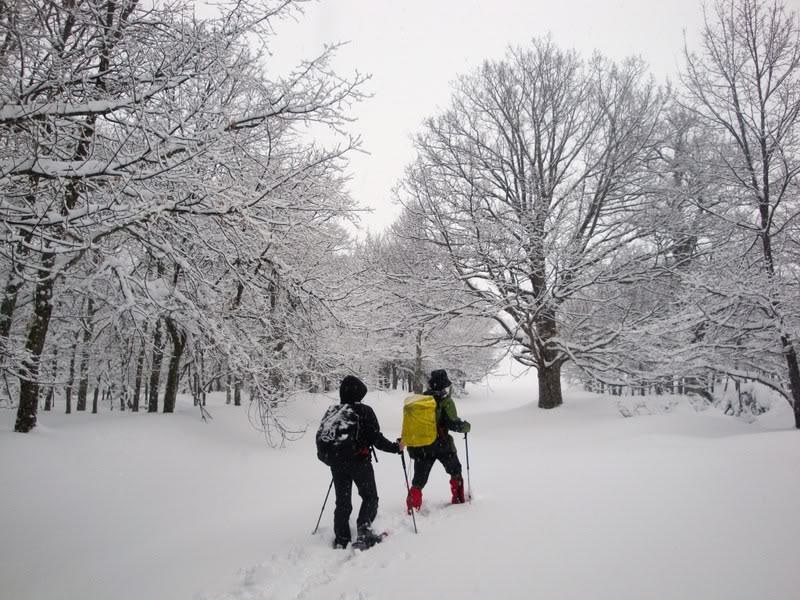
[265,0,800,234]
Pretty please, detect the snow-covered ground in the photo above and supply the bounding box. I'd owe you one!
[1,371,798,600]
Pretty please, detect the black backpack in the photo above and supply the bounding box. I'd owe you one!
[316,404,361,466]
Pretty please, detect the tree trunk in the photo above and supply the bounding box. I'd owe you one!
[794,396,800,430]
[92,385,99,414]
[535,309,563,409]
[781,338,800,429]
[199,350,207,406]
[226,373,231,404]
[76,298,95,411]
[44,348,58,411]
[16,118,89,431]
[413,329,424,393]
[0,175,35,344]
[147,318,165,413]
[192,370,199,406]
[162,318,186,413]
[65,340,78,414]
[132,324,148,412]
[234,380,241,406]
[14,259,55,433]
[0,266,23,342]
[537,361,563,409]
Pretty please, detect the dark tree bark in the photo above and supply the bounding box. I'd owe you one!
[65,339,78,414]
[44,348,58,411]
[199,350,207,406]
[132,323,148,412]
[783,342,800,429]
[76,298,96,411]
[15,258,55,432]
[537,362,563,409]
[0,176,37,343]
[163,318,186,413]
[147,318,165,413]
[534,309,563,409]
[192,369,199,406]
[92,385,99,413]
[413,329,424,393]
[234,380,241,406]
[0,265,23,342]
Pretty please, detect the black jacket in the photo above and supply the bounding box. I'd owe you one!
[341,399,400,460]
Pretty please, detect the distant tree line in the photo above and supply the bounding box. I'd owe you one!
[0,0,496,437]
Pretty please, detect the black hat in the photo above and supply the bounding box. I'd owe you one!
[339,375,367,404]
[428,369,452,391]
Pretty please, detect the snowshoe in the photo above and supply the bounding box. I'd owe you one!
[351,529,387,551]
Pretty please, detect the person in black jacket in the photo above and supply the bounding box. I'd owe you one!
[329,375,403,550]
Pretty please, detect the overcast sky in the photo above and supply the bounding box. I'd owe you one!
[266,0,800,234]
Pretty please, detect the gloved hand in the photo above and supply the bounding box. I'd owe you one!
[394,439,405,453]
[461,421,471,433]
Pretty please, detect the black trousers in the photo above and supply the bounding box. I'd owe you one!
[411,449,462,489]
[330,460,379,542]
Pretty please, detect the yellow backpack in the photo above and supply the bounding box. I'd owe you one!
[401,394,438,447]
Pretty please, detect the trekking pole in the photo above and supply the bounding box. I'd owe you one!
[399,449,418,534]
[312,478,334,534]
[464,432,472,504]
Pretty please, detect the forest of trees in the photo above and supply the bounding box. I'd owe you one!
[397,0,800,427]
[1,0,799,434]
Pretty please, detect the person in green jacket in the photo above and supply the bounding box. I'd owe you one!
[406,369,471,513]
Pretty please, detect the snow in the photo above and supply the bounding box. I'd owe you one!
[0,79,189,122]
[1,371,798,600]
[0,158,126,178]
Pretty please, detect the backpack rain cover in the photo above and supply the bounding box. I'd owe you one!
[401,394,438,448]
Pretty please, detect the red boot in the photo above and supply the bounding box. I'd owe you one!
[406,486,422,514]
[450,477,465,504]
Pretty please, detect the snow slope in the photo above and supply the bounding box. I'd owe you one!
[1,371,798,600]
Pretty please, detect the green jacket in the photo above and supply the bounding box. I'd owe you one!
[409,388,469,457]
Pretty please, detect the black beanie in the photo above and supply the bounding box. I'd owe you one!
[428,369,452,391]
[339,375,367,404]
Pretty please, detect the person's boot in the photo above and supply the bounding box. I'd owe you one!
[332,537,350,550]
[354,526,384,549]
[450,477,465,504]
[406,486,422,514]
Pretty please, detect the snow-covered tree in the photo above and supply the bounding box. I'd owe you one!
[398,39,664,408]
[676,0,800,428]
[0,0,365,432]
[360,215,498,392]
